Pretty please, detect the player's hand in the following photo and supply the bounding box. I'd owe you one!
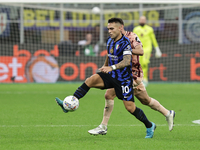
[155,47,162,58]
[99,66,112,73]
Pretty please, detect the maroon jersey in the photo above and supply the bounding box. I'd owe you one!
[124,31,143,80]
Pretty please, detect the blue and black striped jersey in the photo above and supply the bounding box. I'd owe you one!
[107,34,133,81]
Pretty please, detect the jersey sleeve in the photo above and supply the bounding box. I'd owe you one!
[123,44,132,55]
[129,32,142,49]
[149,27,159,48]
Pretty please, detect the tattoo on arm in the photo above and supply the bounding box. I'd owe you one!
[115,55,131,69]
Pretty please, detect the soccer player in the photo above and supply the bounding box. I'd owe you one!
[88,19,175,136]
[133,16,162,87]
[55,18,156,138]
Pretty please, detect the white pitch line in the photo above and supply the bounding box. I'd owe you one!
[0,124,199,128]
[192,120,200,124]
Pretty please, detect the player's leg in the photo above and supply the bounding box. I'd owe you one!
[88,88,116,135]
[73,73,104,99]
[102,89,116,126]
[55,97,69,113]
[123,100,156,138]
[134,81,169,116]
[56,73,105,112]
[142,63,148,86]
[139,47,151,87]
[134,80,175,131]
[116,79,156,138]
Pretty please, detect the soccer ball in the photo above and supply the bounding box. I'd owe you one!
[63,96,79,111]
[91,7,101,14]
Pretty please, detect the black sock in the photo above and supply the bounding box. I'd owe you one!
[73,83,90,99]
[131,107,152,128]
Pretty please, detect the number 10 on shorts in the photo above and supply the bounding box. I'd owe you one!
[121,86,129,93]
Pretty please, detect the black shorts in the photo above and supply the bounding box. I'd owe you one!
[97,72,134,102]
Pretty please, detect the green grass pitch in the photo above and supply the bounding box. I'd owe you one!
[0,83,200,150]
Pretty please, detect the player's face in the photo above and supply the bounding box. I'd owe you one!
[139,16,146,24]
[107,22,122,40]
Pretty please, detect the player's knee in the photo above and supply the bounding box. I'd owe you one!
[125,106,133,113]
[105,92,114,100]
[137,95,150,105]
[105,89,116,100]
[140,98,150,105]
[85,77,92,87]
[105,92,111,100]
[124,103,136,113]
[85,77,90,82]
[85,75,98,87]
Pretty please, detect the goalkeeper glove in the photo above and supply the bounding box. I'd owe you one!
[155,47,162,58]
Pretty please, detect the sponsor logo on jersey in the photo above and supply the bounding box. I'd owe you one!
[108,54,118,61]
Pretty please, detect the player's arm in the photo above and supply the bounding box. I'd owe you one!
[103,54,109,66]
[98,55,109,73]
[150,28,162,58]
[130,32,143,56]
[114,54,131,69]
[150,28,159,48]
[99,43,132,73]
[111,43,132,70]
[132,45,144,56]
[99,54,131,73]
[103,37,109,67]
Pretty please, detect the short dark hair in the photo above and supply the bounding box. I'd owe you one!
[108,18,124,25]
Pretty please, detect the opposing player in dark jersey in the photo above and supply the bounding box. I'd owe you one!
[55,18,156,138]
[88,19,175,136]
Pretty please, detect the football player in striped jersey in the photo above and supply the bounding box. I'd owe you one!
[88,18,175,136]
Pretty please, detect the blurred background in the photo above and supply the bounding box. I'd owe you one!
[0,1,200,83]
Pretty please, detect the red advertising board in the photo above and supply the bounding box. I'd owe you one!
[0,56,29,82]
[0,44,200,83]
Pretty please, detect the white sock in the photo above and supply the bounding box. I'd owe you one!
[165,111,170,117]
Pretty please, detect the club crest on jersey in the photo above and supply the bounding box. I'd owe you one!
[116,44,119,50]
[110,48,114,54]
